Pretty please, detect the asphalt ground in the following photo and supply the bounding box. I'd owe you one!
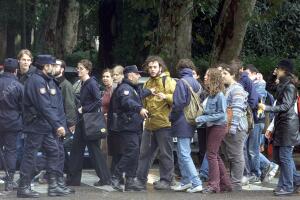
[0,169,300,200]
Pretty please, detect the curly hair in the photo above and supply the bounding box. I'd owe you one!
[143,55,167,72]
[206,68,225,96]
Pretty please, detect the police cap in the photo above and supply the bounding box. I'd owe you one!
[34,55,56,69]
[124,65,143,74]
[4,58,19,71]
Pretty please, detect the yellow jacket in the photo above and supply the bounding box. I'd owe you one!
[143,72,176,131]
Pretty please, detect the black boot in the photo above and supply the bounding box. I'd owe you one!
[5,173,18,191]
[111,175,123,192]
[48,174,69,197]
[57,176,75,194]
[17,176,40,198]
[125,177,145,191]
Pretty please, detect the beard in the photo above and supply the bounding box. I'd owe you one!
[52,70,61,77]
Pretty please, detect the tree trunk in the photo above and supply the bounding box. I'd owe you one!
[25,0,36,50]
[6,23,17,57]
[42,0,61,54]
[98,0,117,68]
[21,0,26,49]
[210,0,257,64]
[154,0,193,76]
[0,24,7,61]
[55,0,79,59]
[62,0,79,57]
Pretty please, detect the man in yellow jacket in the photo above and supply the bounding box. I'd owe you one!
[134,55,176,190]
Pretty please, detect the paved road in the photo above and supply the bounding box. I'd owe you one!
[0,170,299,200]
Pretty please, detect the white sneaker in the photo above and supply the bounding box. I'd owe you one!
[241,176,249,186]
[172,183,192,191]
[269,163,279,177]
[263,163,279,183]
[186,185,203,193]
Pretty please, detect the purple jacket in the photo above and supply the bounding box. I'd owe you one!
[170,68,202,138]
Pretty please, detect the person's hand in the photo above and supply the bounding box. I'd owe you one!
[258,103,266,111]
[69,125,75,134]
[149,88,156,95]
[155,92,166,100]
[273,68,277,76]
[265,130,272,140]
[78,107,83,114]
[57,127,66,137]
[140,108,149,118]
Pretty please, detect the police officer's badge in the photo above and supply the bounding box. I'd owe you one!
[39,88,46,94]
[100,128,106,133]
[124,90,129,95]
[50,89,57,95]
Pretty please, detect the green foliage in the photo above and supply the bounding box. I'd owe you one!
[65,50,98,67]
[192,0,220,57]
[193,55,210,76]
[242,55,300,78]
[111,0,159,66]
[243,0,300,57]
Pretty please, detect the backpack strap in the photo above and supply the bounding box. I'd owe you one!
[181,79,202,108]
[162,76,167,89]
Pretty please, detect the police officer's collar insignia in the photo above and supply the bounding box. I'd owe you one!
[124,90,129,95]
[40,88,46,94]
[50,88,57,95]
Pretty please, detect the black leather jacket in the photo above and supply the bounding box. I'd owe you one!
[265,75,299,146]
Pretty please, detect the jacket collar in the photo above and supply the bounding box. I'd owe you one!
[36,69,53,81]
[2,72,17,80]
[179,68,193,78]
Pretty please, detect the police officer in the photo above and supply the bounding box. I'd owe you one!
[0,58,23,191]
[17,55,69,198]
[107,65,150,192]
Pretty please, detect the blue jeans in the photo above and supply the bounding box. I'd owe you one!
[199,153,209,179]
[248,123,264,177]
[274,146,300,192]
[177,138,202,187]
[260,153,270,171]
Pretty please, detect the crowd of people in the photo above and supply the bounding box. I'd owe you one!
[0,49,299,198]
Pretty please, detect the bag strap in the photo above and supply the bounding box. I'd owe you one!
[181,79,202,108]
[162,76,167,89]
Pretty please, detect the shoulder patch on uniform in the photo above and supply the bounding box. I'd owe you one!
[40,88,46,94]
[50,89,57,95]
[123,90,129,95]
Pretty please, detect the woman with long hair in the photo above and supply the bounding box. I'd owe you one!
[195,68,231,193]
[258,59,300,196]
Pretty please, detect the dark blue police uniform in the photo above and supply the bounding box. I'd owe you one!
[17,55,68,198]
[107,65,148,191]
[0,58,23,191]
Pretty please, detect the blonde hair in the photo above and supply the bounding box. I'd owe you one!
[113,65,124,74]
[17,49,33,60]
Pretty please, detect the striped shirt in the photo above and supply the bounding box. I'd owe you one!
[225,82,248,134]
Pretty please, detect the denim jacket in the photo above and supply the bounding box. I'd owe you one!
[195,92,227,127]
